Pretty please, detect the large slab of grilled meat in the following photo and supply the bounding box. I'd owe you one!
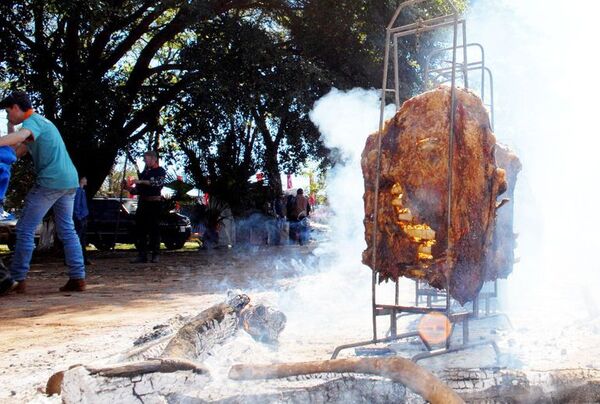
[361,87,520,304]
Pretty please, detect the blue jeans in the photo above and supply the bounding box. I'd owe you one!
[11,185,85,281]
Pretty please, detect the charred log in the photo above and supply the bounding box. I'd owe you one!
[229,357,464,404]
[47,294,287,396]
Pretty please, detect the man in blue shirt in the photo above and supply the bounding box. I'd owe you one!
[0,91,86,296]
[74,176,91,266]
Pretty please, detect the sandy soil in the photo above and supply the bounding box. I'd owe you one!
[0,246,317,403]
[2,243,600,403]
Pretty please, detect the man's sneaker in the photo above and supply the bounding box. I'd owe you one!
[150,254,159,263]
[0,278,16,295]
[130,255,148,264]
[59,279,86,292]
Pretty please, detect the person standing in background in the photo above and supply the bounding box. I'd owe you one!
[123,151,166,263]
[73,176,92,265]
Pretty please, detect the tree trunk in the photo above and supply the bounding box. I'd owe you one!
[71,145,121,198]
[264,150,282,198]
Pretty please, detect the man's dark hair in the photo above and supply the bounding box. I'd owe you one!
[297,188,304,195]
[0,91,32,111]
[144,150,159,160]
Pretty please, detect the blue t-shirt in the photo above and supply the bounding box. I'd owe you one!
[22,114,79,189]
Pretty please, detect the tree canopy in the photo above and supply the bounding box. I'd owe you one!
[0,0,466,212]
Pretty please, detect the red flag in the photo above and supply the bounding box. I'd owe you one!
[286,173,292,189]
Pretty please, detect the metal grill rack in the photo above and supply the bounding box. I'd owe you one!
[332,0,508,362]
[424,43,495,129]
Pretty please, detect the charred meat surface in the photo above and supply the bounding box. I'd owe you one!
[362,86,519,304]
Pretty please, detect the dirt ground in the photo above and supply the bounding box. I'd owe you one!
[2,243,600,403]
[0,245,322,403]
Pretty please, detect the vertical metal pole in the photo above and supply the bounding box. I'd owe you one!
[393,36,401,108]
[480,47,486,104]
[445,12,460,352]
[415,280,420,306]
[372,29,392,342]
[390,308,398,338]
[424,55,431,92]
[461,21,469,89]
[487,68,495,130]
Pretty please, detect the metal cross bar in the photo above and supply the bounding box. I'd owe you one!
[389,19,467,107]
[388,14,457,34]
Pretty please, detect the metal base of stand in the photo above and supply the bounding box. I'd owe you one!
[332,294,503,362]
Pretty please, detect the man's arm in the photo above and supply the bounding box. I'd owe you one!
[14,144,28,158]
[0,129,32,147]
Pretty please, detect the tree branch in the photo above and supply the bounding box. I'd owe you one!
[123,8,189,97]
[121,72,201,144]
[99,3,172,73]
[88,0,154,66]
[146,64,185,76]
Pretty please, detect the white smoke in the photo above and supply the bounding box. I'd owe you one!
[310,88,396,244]
[273,89,397,348]
[272,0,600,368]
[280,0,600,366]
[466,0,600,321]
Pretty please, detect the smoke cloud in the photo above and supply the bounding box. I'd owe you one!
[467,0,600,319]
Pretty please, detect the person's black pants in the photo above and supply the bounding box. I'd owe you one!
[135,200,162,255]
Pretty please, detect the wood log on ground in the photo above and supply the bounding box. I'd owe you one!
[229,357,464,404]
[361,86,520,303]
[47,294,287,396]
[46,359,208,396]
[441,367,600,402]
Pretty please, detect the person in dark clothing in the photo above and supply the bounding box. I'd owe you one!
[123,151,166,263]
[288,188,311,245]
[73,176,91,265]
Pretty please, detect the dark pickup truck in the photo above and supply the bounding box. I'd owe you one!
[87,198,192,250]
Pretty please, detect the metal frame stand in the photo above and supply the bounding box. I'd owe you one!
[424,43,495,130]
[332,0,504,362]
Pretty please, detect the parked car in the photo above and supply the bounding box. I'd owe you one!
[86,198,192,251]
[0,218,41,251]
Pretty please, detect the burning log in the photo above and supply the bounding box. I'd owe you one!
[47,294,286,396]
[229,357,464,404]
[362,86,520,303]
[240,303,287,343]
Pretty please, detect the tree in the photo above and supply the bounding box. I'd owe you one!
[0,0,289,197]
[0,0,466,205]
[169,15,330,209]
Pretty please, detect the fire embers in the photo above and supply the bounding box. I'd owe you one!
[362,87,520,304]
